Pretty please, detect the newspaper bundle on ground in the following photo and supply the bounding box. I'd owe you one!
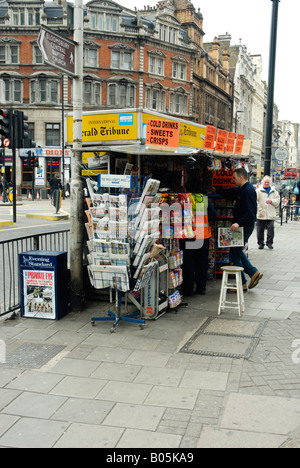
[218,227,244,248]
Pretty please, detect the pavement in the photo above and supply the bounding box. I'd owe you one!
[1,218,300,448]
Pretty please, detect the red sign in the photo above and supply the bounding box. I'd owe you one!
[215,129,227,153]
[204,125,217,150]
[212,169,235,187]
[226,132,236,154]
[235,134,245,154]
[146,119,180,148]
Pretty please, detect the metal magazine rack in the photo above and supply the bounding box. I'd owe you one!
[86,176,165,332]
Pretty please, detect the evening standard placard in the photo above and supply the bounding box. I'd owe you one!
[218,227,244,248]
[23,270,56,319]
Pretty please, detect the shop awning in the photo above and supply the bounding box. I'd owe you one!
[76,143,251,159]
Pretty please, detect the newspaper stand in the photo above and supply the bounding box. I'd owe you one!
[87,177,164,332]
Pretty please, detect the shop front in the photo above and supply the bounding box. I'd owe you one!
[66,108,252,328]
[19,148,71,197]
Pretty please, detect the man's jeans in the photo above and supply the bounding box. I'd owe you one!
[229,224,257,285]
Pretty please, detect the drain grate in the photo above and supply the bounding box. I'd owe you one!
[180,317,267,360]
[5,343,65,369]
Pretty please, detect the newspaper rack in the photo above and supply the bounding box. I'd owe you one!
[88,176,164,332]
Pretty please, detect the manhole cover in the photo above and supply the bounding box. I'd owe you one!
[180,317,266,360]
[5,343,65,369]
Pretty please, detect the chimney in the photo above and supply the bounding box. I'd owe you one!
[211,37,220,63]
[222,49,230,73]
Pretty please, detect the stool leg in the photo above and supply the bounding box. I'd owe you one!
[236,272,243,317]
[218,272,227,315]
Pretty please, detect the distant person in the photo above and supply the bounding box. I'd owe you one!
[293,179,300,217]
[49,173,62,204]
[256,176,280,249]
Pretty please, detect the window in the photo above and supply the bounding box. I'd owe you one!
[34,46,43,64]
[30,78,60,104]
[3,79,22,103]
[111,51,132,70]
[83,80,102,105]
[172,61,187,81]
[46,123,60,146]
[12,8,40,26]
[84,47,98,67]
[169,92,188,115]
[107,83,135,108]
[145,87,166,112]
[149,56,164,76]
[90,12,118,32]
[0,43,19,64]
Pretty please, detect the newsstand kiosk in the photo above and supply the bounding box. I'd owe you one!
[19,251,68,320]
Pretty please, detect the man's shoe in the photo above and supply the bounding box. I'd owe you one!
[243,283,248,292]
[248,271,263,290]
[266,244,273,250]
[258,245,264,250]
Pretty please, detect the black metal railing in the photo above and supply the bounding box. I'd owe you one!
[0,229,70,317]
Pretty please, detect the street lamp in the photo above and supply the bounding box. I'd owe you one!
[265,0,280,177]
[235,110,244,134]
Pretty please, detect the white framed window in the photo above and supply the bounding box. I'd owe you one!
[12,8,40,26]
[149,56,164,76]
[34,45,43,64]
[30,78,60,104]
[0,43,19,64]
[3,78,22,103]
[145,87,166,112]
[111,51,132,71]
[90,12,118,32]
[172,61,187,81]
[84,47,98,67]
[83,80,102,105]
[169,92,188,115]
[107,83,136,108]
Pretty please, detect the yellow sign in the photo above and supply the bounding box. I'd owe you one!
[142,113,206,148]
[67,112,138,144]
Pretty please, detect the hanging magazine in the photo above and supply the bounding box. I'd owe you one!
[218,227,244,248]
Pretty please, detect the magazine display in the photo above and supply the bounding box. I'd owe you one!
[218,227,244,248]
[86,178,163,294]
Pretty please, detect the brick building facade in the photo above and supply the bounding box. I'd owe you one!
[0,0,233,191]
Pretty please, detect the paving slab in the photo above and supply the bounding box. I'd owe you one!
[197,426,286,448]
[221,393,300,435]
[0,417,69,448]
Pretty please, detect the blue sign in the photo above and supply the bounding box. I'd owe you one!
[119,114,134,126]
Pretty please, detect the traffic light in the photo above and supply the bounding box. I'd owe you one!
[25,151,39,169]
[15,111,29,149]
[0,109,13,148]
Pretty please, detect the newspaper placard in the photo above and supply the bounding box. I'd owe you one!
[218,227,244,248]
[23,270,56,319]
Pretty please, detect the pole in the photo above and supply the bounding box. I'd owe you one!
[12,111,17,222]
[61,74,65,200]
[264,0,280,176]
[70,0,84,311]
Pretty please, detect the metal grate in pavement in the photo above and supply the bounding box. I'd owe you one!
[180,317,267,360]
[5,343,65,369]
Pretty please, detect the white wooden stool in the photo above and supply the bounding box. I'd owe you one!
[218,266,245,317]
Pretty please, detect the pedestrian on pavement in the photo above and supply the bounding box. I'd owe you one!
[293,178,300,218]
[256,176,280,249]
[49,173,62,204]
[0,175,9,203]
[181,178,217,296]
[219,168,263,291]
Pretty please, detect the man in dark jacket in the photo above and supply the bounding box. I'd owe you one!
[225,168,263,291]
